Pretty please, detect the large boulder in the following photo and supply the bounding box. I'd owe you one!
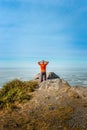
[33,72,87,99]
[34,72,70,91]
[39,78,70,90]
[34,72,60,82]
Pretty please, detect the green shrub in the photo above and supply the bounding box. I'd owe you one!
[0,79,38,110]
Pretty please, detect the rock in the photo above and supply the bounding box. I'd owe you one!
[69,86,87,99]
[34,72,60,82]
[34,73,40,80]
[68,90,81,99]
[33,72,87,99]
[1,72,87,130]
[39,78,70,90]
[47,72,60,79]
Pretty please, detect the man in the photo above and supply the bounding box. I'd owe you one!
[38,60,49,82]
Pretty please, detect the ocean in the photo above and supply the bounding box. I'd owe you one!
[0,68,87,88]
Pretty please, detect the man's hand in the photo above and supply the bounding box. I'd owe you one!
[38,60,49,65]
[38,61,41,65]
[44,61,49,64]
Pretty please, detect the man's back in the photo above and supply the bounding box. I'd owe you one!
[38,62,48,72]
[38,60,49,82]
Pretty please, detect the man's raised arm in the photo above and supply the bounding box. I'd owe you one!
[38,61,41,65]
[45,61,49,65]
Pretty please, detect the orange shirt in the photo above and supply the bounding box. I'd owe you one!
[38,63,48,72]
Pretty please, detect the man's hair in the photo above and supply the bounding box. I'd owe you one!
[42,60,44,62]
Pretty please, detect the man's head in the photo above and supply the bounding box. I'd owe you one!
[42,60,45,64]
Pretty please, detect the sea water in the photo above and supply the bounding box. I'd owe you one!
[0,67,87,88]
[0,68,38,88]
[57,68,87,87]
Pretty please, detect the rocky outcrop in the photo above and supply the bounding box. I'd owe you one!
[0,72,87,130]
[34,72,87,99]
[68,86,87,99]
[34,72,60,82]
[39,78,70,90]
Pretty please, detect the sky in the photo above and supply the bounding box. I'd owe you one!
[0,0,87,69]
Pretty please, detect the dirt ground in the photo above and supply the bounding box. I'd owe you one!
[0,86,87,130]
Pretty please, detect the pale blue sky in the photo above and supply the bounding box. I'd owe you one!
[0,0,87,68]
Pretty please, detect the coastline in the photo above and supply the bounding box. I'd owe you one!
[0,68,87,88]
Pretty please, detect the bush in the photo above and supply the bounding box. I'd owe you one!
[0,79,38,110]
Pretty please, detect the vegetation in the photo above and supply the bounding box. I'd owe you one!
[0,78,87,129]
[0,79,38,110]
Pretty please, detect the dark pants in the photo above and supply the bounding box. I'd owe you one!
[40,72,46,82]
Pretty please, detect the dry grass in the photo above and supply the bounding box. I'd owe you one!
[0,79,38,110]
[0,79,87,130]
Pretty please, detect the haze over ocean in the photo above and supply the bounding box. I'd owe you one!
[0,0,87,87]
[0,67,87,88]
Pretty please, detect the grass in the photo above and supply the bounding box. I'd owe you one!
[15,105,74,130]
[0,79,38,110]
[0,79,86,129]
